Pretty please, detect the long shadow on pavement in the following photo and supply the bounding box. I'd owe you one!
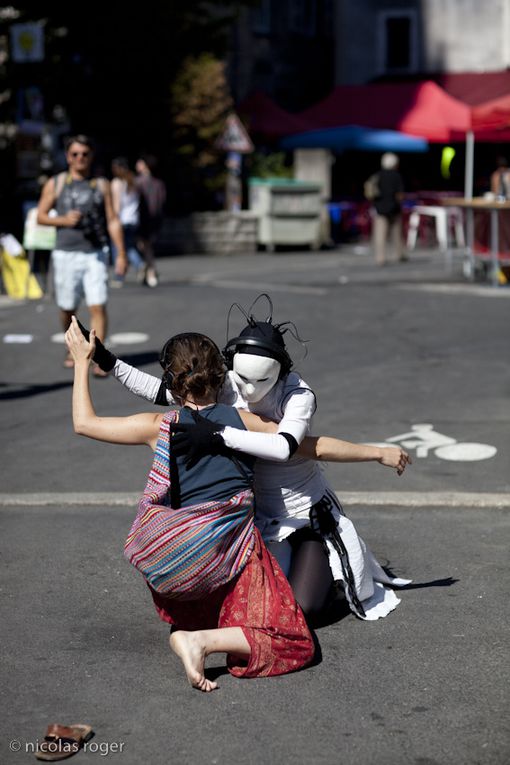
[399,576,459,590]
[0,380,73,400]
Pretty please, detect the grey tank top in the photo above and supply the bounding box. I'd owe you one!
[55,176,108,252]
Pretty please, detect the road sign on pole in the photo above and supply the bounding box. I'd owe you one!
[216,113,254,153]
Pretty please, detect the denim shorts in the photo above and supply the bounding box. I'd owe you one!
[52,249,109,309]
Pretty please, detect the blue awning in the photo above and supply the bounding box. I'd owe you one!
[281,125,428,153]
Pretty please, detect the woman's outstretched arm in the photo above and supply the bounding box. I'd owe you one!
[298,437,411,476]
[65,316,162,449]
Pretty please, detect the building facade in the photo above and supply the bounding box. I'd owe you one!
[334,0,510,85]
[227,0,335,109]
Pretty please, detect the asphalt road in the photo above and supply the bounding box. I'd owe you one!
[1,245,509,496]
[1,245,509,764]
[1,503,508,765]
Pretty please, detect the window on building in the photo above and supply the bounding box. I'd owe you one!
[379,10,418,73]
[251,0,272,34]
[289,0,316,37]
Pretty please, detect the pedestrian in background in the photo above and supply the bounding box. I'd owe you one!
[370,152,405,266]
[490,155,510,199]
[37,134,126,374]
[135,154,166,288]
[111,157,145,286]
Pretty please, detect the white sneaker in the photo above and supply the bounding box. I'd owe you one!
[145,270,158,288]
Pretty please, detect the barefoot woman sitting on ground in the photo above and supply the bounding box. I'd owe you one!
[65,318,314,692]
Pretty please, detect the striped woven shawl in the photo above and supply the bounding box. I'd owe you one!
[124,411,255,599]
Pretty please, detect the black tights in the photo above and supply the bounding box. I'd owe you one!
[287,527,334,618]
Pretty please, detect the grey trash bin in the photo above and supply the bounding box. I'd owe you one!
[248,178,322,249]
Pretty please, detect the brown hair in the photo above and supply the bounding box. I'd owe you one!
[111,156,136,189]
[65,134,95,152]
[159,332,226,402]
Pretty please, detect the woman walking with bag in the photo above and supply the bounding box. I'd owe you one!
[65,318,314,692]
[110,157,145,284]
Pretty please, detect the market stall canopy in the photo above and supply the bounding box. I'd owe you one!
[298,81,472,142]
[281,125,428,152]
[431,71,510,106]
[471,93,510,139]
[238,90,311,139]
[376,72,510,106]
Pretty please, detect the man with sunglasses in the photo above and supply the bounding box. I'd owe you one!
[37,134,127,374]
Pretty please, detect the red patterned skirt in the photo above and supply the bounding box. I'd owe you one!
[150,528,315,678]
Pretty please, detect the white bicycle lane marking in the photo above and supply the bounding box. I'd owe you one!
[367,423,497,462]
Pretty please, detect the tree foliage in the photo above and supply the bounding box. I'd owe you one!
[171,53,234,203]
[172,54,233,169]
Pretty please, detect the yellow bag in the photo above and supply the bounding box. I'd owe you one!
[1,247,43,299]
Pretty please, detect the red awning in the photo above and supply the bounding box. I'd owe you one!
[472,93,510,136]
[238,91,311,139]
[239,81,510,145]
[433,71,510,106]
[298,81,472,142]
[375,71,510,106]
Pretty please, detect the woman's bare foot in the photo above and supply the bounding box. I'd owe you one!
[169,631,218,692]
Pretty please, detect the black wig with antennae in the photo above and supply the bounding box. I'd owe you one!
[223,294,307,377]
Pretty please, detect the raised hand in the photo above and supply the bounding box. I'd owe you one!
[76,317,117,372]
[65,315,95,364]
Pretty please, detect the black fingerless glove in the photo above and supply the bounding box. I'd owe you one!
[76,318,117,372]
[155,380,169,406]
[171,409,228,469]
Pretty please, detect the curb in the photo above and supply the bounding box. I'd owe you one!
[0,491,509,508]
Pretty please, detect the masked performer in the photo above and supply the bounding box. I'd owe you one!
[79,299,411,622]
[65,318,314,692]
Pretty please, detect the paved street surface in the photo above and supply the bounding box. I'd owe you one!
[1,244,509,764]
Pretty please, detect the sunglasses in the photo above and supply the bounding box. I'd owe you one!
[70,151,90,158]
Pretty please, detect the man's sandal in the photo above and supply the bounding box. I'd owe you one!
[35,724,93,761]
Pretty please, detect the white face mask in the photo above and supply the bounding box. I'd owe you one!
[233,353,281,403]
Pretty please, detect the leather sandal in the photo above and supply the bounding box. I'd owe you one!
[35,724,93,761]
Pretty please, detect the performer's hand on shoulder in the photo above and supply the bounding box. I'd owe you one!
[171,411,227,469]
